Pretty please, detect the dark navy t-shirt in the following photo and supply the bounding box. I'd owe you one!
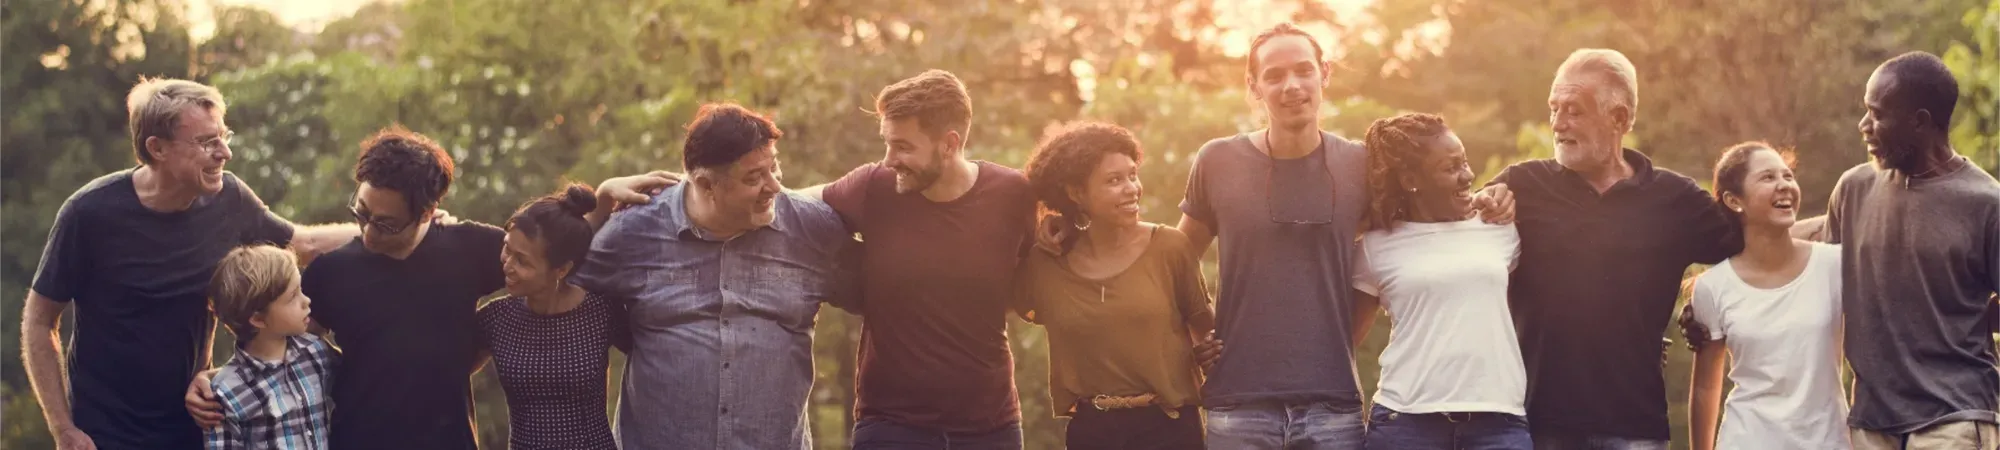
[31,169,294,450]
[1177,132,1368,409]
[303,221,505,450]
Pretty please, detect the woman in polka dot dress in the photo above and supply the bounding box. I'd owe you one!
[478,184,626,449]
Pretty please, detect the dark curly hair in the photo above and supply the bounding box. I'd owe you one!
[507,183,599,274]
[354,125,455,218]
[1362,113,1450,232]
[1023,122,1144,245]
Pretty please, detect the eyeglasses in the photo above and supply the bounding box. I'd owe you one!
[1265,133,1337,225]
[182,130,235,155]
[349,195,414,235]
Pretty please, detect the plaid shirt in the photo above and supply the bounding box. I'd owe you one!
[204,334,340,450]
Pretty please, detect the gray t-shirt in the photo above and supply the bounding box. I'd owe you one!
[1828,158,2000,432]
[1178,132,1367,408]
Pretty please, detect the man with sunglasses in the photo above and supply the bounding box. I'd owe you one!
[20,78,361,450]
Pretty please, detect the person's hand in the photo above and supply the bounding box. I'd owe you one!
[1194,332,1224,371]
[432,208,458,226]
[1033,215,1072,255]
[1662,337,1674,368]
[1679,302,1711,352]
[1472,183,1515,225]
[185,368,224,428]
[55,425,96,450]
[599,171,681,211]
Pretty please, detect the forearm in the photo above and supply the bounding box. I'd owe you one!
[24,320,73,432]
[1689,345,1728,450]
[290,223,360,264]
[796,183,829,200]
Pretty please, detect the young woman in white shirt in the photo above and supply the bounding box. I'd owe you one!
[1685,142,1848,450]
[1352,113,1530,449]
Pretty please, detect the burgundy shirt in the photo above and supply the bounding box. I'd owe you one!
[824,161,1037,433]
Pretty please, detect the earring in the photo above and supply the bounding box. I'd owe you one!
[1072,214,1092,231]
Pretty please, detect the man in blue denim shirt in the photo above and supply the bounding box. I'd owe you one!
[572,104,858,450]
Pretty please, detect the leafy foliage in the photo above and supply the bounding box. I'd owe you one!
[3,0,1993,449]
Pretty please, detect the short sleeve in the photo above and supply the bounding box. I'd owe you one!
[30,196,89,302]
[231,175,295,247]
[1178,146,1217,229]
[603,294,633,353]
[1170,236,1215,330]
[1351,238,1382,296]
[821,164,877,230]
[475,301,502,351]
[1676,180,1742,265]
[1485,161,1524,189]
[302,261,341,331]
[465,223,508,295]
[573,209,653,300]
[1689,274,1728,341]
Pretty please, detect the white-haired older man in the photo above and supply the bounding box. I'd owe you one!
[1484,49,1740,450]
[21,78,357,450]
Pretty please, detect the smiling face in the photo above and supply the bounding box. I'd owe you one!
[1722,148,1802,230]
[147,106,232,195]
[1067,152,1144,228]
[698,143,782,228]
[1400,131,1476,218]
[880,118,954,194]
[1248,35,1327,132]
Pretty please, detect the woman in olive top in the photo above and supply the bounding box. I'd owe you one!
[1017,122,1217,450]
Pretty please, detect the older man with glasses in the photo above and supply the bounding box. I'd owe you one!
[20,78,360,450]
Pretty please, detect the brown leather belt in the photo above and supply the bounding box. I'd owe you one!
[1086,394,1181,419]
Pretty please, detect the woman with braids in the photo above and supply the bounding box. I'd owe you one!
[475,183,627,449]
[1350,113,1531,449]
[1684,142,1846,450]
[1015,122,1216,450]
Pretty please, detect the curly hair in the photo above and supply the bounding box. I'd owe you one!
[354,125,456,218]
[1362,113,1450,232]
[875,69,973,139]
[1022,122,1143,240]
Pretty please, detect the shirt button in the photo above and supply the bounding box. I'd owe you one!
[723,362,731,369]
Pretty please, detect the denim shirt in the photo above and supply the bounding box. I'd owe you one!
[574,184,858,450]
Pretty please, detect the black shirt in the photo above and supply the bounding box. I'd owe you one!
[302,221,505,450]
[30,170,294,450]
[1490,149,1739,440]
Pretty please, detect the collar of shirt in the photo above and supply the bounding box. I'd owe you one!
[228,335,311,374]
[657,183,789,241]
[1555,147,1662,197]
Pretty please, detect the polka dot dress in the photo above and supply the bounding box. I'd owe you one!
[478,292,621,450]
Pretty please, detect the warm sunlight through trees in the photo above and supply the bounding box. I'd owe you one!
[3,0,1995,448]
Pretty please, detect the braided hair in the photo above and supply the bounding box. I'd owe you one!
[1362,113,1450,232]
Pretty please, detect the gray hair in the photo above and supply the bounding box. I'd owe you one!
[126,77,227,165]
[1556,49,1639,116]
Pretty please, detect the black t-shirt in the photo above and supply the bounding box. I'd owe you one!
[1489,150,1739,440]
[30,169,294,450]
[302,221,505,450]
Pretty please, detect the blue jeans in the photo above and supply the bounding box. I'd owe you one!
[1529,431,1667,450]
[850,417,1022,450]
[1206,401,1366,449]
[1365,404,1533,449]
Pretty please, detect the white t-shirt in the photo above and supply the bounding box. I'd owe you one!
[1690,242,1849,449]
[1353,219,1525,415]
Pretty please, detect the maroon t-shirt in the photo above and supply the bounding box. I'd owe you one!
[823,161,1036,433]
